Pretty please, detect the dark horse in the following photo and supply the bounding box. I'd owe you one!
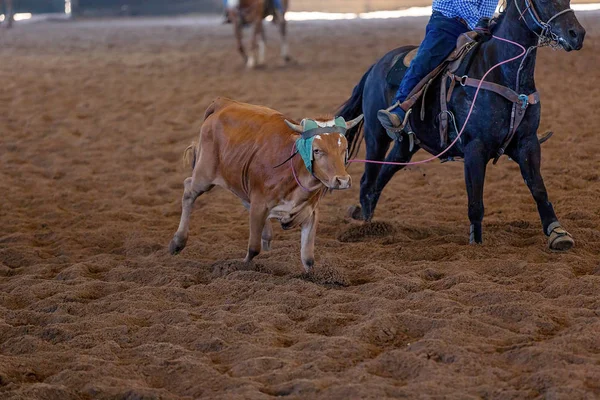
[337,0,585,250]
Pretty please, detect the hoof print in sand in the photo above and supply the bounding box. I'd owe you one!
[211,260,256,277]
[300,265,350,287]
[337,221,396,243]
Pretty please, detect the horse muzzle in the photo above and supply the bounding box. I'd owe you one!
[556,21,586,51]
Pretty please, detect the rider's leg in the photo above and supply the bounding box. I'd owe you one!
[378,11,470,134]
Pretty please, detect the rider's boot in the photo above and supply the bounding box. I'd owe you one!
[377,102,411,140]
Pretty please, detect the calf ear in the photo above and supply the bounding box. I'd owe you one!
[345,115,364,129]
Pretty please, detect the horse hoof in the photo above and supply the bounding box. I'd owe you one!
[246,57,256,69]
[346,205,363,220]
[548,226,574,251]
[169,237,186,255]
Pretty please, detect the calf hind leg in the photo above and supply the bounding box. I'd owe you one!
[169,177,213,254]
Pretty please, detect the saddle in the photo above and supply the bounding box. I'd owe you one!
[387,31,540,162]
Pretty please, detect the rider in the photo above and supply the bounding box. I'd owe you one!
[377,0,499,136]
[222,0,285,22]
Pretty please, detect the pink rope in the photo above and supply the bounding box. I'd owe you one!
[348,35,527,167]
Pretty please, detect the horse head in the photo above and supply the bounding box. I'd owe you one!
[515,0,585,50]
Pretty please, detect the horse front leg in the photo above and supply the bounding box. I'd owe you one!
[358,134,390,222]
[506,135,574,250]
[464,139,488,244]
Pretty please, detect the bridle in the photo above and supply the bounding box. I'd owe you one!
[513,0,575,48]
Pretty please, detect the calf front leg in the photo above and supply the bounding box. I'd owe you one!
[245,203,268,262]
[300,210,318,272]
[507,135,573,250]
[464,140,488,244]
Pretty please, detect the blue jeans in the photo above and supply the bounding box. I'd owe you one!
[394,11,470,105]
[224,0,284,12]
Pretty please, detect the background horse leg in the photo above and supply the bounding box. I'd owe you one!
[278,15,290,64]
[2,0,14,29]
[233,12,247,63]
[506,135,573,250]
[463,139,487,244]
[257,20,266,66]
[246,19,263,68]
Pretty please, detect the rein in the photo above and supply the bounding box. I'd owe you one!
[348,0,574,168]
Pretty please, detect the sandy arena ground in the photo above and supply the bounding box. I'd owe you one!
[1,13,600,399]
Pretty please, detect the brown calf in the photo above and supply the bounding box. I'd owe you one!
[169,98,362,272]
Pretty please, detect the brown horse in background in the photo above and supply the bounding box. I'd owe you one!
[226,0,291,68]
[0,0,14,28]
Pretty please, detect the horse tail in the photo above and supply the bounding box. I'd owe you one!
[336,65,373,159]
[183,142,197,171]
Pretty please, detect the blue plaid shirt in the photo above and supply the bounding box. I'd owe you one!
[432,0,498,29]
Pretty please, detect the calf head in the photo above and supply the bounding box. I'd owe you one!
[286,115,363,190]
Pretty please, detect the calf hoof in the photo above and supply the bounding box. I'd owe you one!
[302,258,314,273]
[169,236,187,255]
[548,225,574,251]
[346,205,364,221]
[262,239,272,252]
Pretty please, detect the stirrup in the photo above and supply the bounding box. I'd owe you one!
[379,106,412,139]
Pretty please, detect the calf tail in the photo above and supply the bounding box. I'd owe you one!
[336,65,373,159]
[182,100,220,171]
[183,142,197,171]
